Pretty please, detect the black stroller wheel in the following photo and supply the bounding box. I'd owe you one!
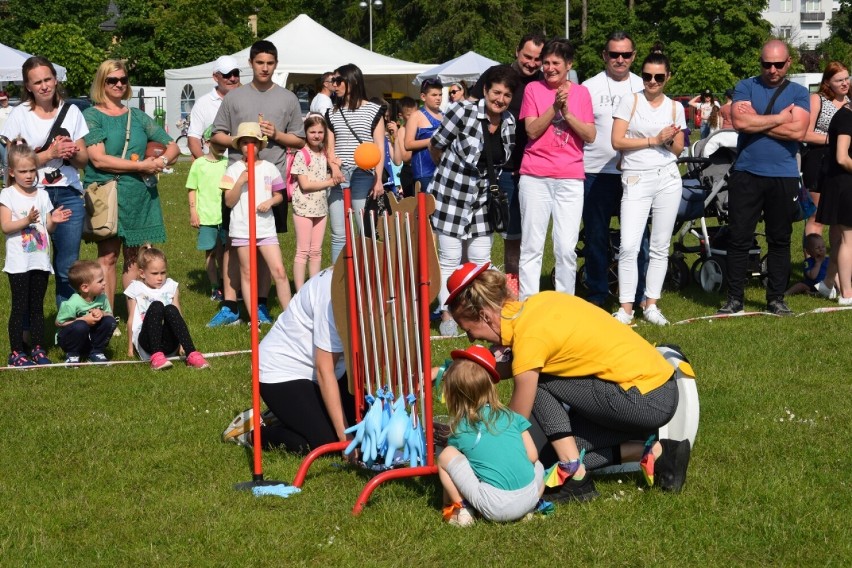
[699,258,726,293]
[666,254,690,291]
[691,258,704,284]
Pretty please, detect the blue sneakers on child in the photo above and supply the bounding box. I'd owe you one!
[207,306,240,327]
[257,304,273,325]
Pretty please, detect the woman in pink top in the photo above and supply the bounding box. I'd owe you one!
[518,39,595,299]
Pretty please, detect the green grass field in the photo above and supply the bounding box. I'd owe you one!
[1,161,850,566]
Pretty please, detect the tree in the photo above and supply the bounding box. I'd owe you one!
[666,53,737,95]
[19,23,106,97]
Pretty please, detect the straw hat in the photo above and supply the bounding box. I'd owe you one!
[445,262,491,307]
[450,345,500,384]
[231,122,268,151]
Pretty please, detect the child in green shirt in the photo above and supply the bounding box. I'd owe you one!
[56,260,117,364]
[186,139,228,300]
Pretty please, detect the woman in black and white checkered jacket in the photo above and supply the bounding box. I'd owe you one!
[429,65,520,336]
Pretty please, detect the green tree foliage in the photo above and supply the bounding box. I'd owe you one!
[634,0,770,81]
[19,24,105,97]
[0,0,113,50]
[666,53,738,94]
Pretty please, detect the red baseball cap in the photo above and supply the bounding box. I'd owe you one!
[450,345,500,384]
[445,262,490,308]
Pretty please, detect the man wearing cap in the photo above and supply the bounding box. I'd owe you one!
[187,56,242,159]
[309,72,334,116]
[0,91,11,173]
[209,40,306,327]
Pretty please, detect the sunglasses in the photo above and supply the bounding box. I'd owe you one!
[607,51,635,60]
[331,77,344,85]
[641,72,667,83]
[448,89,461,96]
[760,60,787,70]
[105,76,128,86]
[220,69,240,79]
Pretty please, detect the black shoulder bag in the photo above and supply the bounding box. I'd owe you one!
[37,103,72,172]
[481,119,509,233]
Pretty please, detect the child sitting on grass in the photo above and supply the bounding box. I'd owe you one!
[56,260,117,364]
[125,244,209,370]
[186,137,228,301]
[221,122,292,318]
[438,346,545,527]
[786,233,829,296]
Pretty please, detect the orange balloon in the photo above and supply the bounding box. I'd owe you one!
[354,142,381,170]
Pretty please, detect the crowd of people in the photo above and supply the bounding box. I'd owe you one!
[3,31,849,523]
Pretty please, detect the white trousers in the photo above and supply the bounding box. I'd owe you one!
[618,163,681,304]
[518,176,584,299]
[437,232,493,308]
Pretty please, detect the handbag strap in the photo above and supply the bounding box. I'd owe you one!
[119,109,132,160]
[41,102,71,150]
[339,109,366,144]
[480,118,500,189]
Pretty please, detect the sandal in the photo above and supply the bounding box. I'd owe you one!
[8,351,36,367]
[30,346,52,365]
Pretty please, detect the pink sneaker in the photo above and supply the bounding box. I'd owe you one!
[186,351,209,369]
[150,351,173,370]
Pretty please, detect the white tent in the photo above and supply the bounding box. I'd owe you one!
[415,51,498,85]
[164,14,431,133]
[0,42,67,83]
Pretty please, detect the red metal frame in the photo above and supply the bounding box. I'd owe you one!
[246,143,264,482]
[292,191,438,514]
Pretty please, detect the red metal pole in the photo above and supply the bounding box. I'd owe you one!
[247,142,263,481]
[341,187,365,418]
[416,192,435,466]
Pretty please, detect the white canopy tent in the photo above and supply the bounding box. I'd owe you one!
[0,42,67,84]
[164,14,431,133]
[415,51,498,86]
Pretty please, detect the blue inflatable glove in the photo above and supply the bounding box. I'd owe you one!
[405,418,425,467]
[252,484,301,498]
[361,398,384,464]
[343,419,366,456]
[379,397,409,467]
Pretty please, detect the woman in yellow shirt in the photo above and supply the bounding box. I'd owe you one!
[444,262,691,502]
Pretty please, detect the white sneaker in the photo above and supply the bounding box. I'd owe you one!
[448,506,476,527]
[816,281,837,299]
[612,308,634,325]
[222,408,253,446]
[643,305,670,326]
[439,319,458,336]
[839,296,852,306]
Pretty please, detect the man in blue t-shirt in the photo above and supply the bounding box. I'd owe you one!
[718,39,809,317]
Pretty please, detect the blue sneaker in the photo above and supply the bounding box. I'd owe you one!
[207,306,240,327]
[89,352,109,363]
[258,304,273,325]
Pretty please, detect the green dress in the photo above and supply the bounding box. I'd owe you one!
[82,107,172,246]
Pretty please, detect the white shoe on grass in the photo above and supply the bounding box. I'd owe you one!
[816,281,837,300]
[643,305,670,326]
[222,408,253,447]
[612,308,634,325]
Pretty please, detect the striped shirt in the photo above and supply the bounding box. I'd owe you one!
[325,102,382,167]
[430,99,515,239]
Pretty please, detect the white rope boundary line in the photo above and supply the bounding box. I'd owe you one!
[673,306,852,325]
[1,349,252,371]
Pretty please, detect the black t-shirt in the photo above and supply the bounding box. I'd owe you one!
[472,65,541,172]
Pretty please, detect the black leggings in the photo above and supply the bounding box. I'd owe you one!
[7,271,50,353]
[260,377,355,453]
[138,301,196,356]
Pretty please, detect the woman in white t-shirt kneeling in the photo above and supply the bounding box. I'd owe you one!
[611,48,686,326]
[224,268,356,452]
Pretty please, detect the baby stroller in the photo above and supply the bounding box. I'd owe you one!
[671,129,766,293]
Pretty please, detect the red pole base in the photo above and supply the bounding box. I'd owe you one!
[292,440,350,487]
[352,465,439,516]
